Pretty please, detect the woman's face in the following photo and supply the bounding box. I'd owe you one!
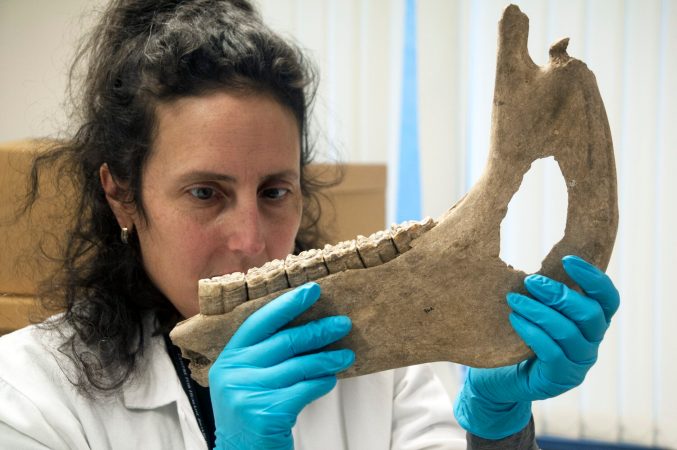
[116,91,303,318]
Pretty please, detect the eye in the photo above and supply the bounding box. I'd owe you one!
[262,187,289,200]
[189,187,216,200]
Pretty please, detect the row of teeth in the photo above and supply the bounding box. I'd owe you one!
[198,217,437,315]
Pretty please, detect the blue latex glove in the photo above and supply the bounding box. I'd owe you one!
[453,255,620,440]
[209,282,354,450]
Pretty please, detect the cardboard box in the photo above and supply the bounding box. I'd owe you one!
[309,164,387,244]
[0,295,39,335]
[0,140,386,333]
[0,140,73,297]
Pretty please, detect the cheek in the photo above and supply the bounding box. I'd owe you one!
[167,221,222,276]
[135,210,213,291]
[266,205,303,259]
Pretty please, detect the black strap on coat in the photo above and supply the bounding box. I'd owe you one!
[164,334,216,449]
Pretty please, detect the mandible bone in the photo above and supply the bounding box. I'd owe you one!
[170,4,618,387]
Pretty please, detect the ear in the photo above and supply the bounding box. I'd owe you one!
[100,163,136,229]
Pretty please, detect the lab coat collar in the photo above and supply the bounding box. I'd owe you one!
[122,326,183,410]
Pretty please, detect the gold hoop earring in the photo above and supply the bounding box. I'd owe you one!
[121,227,130,244]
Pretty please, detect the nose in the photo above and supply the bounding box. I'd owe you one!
[224,200,266,258]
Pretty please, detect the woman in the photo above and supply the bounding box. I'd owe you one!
[0,0,619,449]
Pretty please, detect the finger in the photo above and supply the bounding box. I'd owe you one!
[509,313,589,394]
[227,283,321,349]
[562,255,620,324]
[225,316,352,367]
[510,313,564,365]
[524,274,607,342]
[269,376,339,417]
[251,349,354,389]
[507,293,597,363]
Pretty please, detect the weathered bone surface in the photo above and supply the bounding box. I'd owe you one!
[170,4,618,387]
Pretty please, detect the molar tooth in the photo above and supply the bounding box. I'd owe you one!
[322,240,365,274]
[372,230,398,262]
[412,216,436,237]
[218,272,247,313]
[285,249,329,287]
[390,216,437,253]
[356,231,398,267]
[244,269,266,300]
[262,259,289,293]
[390,225,412,253]
[198,279,224,315]
[245,259,288,300]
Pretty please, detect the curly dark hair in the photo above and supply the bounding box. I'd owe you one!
[26,0,330,395]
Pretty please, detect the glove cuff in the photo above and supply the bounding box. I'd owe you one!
[453,377,532,440]
[214,431,293,450]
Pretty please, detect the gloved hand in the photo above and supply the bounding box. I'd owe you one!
[209,282,355,450]
[453,255,620,440]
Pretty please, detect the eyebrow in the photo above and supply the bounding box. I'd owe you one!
[177,169,300,184]
[176,171,236,184]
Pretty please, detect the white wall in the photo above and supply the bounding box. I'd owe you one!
[0,0,107,140]
[2,0,676,446]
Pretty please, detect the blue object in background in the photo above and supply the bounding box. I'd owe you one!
[396,0,421,223]
[537,436,667,450]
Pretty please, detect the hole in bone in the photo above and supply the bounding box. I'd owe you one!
[499,156,567,274]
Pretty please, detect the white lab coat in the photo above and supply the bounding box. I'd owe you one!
[0,322,466,449]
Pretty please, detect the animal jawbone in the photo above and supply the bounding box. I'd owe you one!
[169,4,618,387]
